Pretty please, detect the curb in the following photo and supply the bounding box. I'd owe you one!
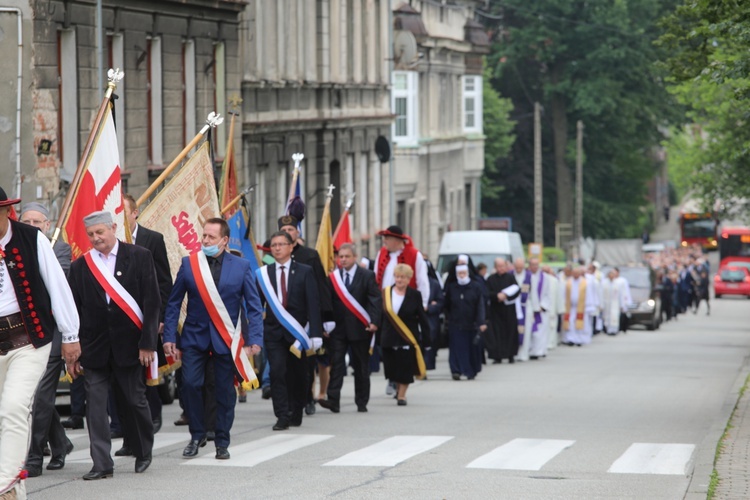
[684,353,750,499]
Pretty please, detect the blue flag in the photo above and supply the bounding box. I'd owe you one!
[227,209,260,272]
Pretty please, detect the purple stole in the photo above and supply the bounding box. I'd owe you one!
[519,271,545,338]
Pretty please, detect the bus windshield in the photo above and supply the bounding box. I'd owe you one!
[682,218,716,238]
[720,231,750,261]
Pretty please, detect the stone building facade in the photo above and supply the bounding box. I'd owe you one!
[0,0,244,216]
[390,0,489,259]
[239,0,394,258]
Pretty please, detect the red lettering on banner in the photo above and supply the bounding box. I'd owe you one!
[171,211,201,253]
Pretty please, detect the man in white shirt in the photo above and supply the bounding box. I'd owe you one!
[0,188,80,500]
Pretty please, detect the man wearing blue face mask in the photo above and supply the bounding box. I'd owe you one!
[163,218,263,461]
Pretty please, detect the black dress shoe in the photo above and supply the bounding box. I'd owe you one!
[529,355,539,360]
[272,419,289,431]
[215,447,230,460]
[62,416,84,429]
[397,399,407,406]
[26,464,42,477]
[83,469,113,480]
[182,437,208,458]
[305,401,316,415]
[262,386,272,400]
[357,405,368,413]
[174,414,189,426]
[110,430,123,439]
[47,440,74,471]
[114,446,133,457]
[318,399,340,413]
[43,445,51,456]
[452,373,461,381]
[152,417,162,434]
[206,431,215,442]
[135,455,152,473]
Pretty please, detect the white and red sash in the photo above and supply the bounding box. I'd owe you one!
[189,252,258,390]
[330,270,371,326]
[330,269,375,353]
[84,250,143,329]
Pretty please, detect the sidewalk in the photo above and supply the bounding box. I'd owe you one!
[710,369,750,499]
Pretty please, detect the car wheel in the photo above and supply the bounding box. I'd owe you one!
[647,317,657,331]
[158,373,176,405]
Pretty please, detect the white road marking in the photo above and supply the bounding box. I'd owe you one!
[183,434,333,467]
[466,438,576,470]
[66,432,188,464]
[323,435,453,467]
[608,443,696,475]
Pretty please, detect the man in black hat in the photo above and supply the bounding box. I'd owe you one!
[278,215,333,415]
[19,202,75,478]
[0,187,80,499]
[374,225,430,308]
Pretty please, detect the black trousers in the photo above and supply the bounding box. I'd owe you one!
[27,334,69,466]
[85,363,153,470]
[327,335,370,407]
[266,337,307,423]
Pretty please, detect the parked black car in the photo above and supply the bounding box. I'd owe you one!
[618,265,662,331]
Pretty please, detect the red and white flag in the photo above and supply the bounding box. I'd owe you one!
[63,104,125,258]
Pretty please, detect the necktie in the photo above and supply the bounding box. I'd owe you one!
[280,265,288,307]
[345,271,350,287]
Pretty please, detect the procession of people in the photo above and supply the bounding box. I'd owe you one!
[0,179,716,499]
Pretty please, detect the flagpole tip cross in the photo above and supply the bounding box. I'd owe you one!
[326,184,336,198]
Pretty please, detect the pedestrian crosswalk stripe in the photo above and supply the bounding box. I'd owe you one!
[323,435,453,467]
[466,438,576,470]
[608,443,695,475]
[183,434,333,468]
[66,432,187,464]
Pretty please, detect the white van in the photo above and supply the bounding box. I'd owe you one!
[436,230,524,276]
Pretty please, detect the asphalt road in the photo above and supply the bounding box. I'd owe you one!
[28,295,750,500]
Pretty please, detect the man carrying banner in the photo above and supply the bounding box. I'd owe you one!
[164,217,263,460]
[0,188,80,500]
[319,243,381,413]
[67,211,159,480]
[256,231,322,430]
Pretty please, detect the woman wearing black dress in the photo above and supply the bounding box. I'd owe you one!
[380,264,431,406]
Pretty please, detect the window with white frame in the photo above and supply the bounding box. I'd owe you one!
[463,75,482,133]
[392,71,418,145]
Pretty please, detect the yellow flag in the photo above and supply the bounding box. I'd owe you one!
[316,197,334,274]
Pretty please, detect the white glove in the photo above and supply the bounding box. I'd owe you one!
[323,321,336,334]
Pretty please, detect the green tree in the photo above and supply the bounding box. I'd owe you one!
[482,65,516,207]
[481,0,680,242]
[658,2,750,218]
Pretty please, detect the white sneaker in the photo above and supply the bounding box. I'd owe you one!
[385,381,396,396]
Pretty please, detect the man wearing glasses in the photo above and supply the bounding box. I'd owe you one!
[19,203,75,478]
[256,231,321,430]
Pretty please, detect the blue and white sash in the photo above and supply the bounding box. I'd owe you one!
[256,265,322,358]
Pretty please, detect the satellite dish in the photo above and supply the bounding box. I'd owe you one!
[393,30,418,69]
[375,136,391,163]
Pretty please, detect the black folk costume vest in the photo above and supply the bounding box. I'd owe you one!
[2,220,56,348]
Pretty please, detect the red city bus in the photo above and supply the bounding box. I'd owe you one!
[719,227,750,262]
[679,200,718,250]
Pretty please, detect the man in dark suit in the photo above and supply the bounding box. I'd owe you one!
[319,243,380,413]
[67,210,160,479]
[20,202,75,477]
[163,218,263,460]
[278,215,334,416]
[257,231,322,430]
[116,193,173,445]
